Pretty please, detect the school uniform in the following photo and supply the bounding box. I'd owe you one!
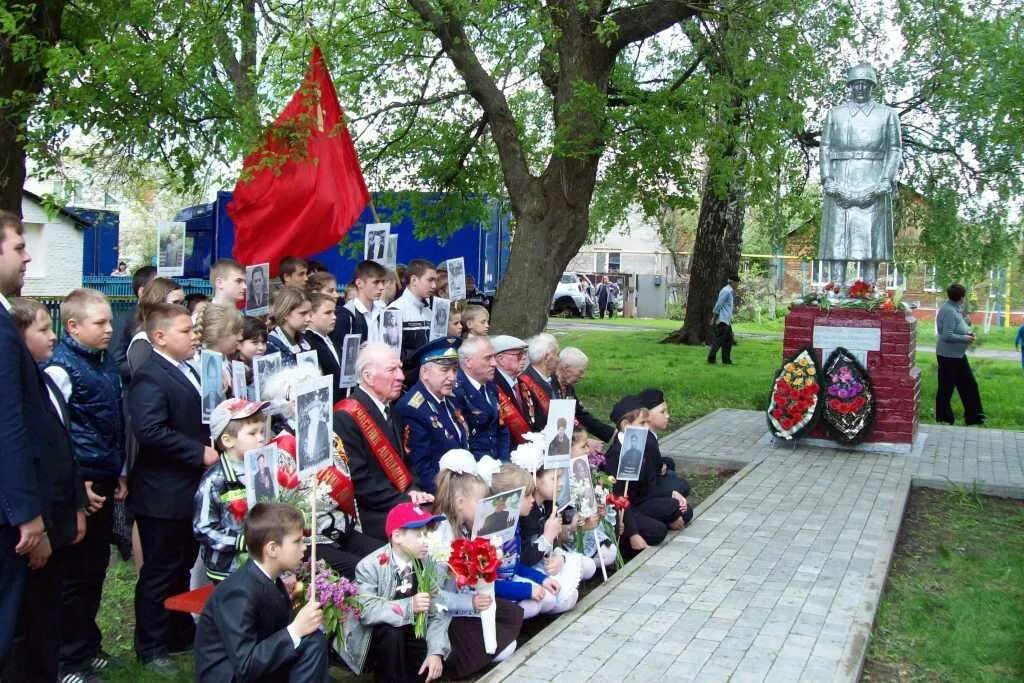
[394,381,469,494]
[332,297,382,347]
[385,289,433,380]
[333,387,413,542]
[194,559,328,682]
[266,328,310,367]
[127,349,209,663]
[453,369,511,461]
[603,432,687,547]
[302,329,343,394]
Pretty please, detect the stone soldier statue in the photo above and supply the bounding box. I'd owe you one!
[819,63,902,291]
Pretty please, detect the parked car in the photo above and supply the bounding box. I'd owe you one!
[550,272,588,316]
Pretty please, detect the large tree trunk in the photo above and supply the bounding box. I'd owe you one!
[664,170,745,344]
[0,1,66,214]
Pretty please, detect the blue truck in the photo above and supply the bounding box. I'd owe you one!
[66,206,121,277]
[175,190,512,292]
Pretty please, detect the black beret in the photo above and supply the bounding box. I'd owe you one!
[610,395,644,424]
[637,388,666,409]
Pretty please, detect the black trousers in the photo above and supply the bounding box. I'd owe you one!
[289,631,329,683]
[4,548,63,683]
[598,297,612,318]
[0,526,27,665]
[134,515,198,662]
[707,322,734,363]
[936,355,985,425]
[60,478,115,669]
[370,624,428,682]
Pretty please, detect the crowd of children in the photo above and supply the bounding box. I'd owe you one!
[3,248,687,683]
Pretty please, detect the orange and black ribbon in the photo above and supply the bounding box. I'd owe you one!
[496,384,532,445]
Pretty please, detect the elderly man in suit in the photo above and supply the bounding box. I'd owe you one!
[333,343,433,541]
[453,335,511,462]
[0,212,48,667]
[519,332,560,431]
[552,346,615,442]
[491,335,534,446]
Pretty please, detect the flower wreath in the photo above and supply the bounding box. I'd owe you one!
[821,347,875,445]
[766,346,823,440]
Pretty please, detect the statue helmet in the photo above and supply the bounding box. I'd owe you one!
[846,62,878,85]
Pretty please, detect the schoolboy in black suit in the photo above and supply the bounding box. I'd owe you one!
[127,303,221,673]
[303,292,343,393]
[194,503,327,683]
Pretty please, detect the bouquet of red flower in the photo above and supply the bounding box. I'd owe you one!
[847,280,875,299]
[448,537,501,653]
[767,348,823,440]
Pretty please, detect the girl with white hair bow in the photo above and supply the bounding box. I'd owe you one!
[429,450,522,678]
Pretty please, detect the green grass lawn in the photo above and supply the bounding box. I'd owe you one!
[862,488,1024,682]
[560,329,1024,431]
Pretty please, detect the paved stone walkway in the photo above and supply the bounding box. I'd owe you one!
[481,409,1024,683]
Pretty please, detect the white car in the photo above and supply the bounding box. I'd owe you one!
[550,272,588,316]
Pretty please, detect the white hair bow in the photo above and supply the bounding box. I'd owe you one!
[510,433,545,473]
[438,449,478,475]
[476,456,502,487]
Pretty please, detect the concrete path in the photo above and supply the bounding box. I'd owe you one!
[546,319,1022,361]
[481,410,1024,683]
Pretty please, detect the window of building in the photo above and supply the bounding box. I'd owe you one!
[607,252,621,272]
[809,260,829,286]
[923,264,939,292]
[594,253,608,272]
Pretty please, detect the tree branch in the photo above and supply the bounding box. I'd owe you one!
[405,0,536,203]
[608,0,708,51]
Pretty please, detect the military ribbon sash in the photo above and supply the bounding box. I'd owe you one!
[517,373,550,418]
[496,384,532,445]
[337,398,413,492]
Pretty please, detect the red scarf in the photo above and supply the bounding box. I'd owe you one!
[517,372,550,418]
[336,398,413,492]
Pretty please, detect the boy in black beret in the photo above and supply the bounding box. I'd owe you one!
[636,388,692,499]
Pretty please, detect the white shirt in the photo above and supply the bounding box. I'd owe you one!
[464,372,492,406]
[0,293,10,312]
[360,385,391,420]
[252,561,302,649]
[43,365,74,402]
[154,348,201,394]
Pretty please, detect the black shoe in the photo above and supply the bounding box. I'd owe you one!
[723,361,734,365]
[60,670,103,683]
[141,657,179,679]
[707,358,716,364]
[87,650,117,675]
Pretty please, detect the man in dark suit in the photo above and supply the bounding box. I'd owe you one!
[333,343,433,542]
[520,333,560,431]
[127,303,221,674]
[0,212,48,666]
[194,502,327,682]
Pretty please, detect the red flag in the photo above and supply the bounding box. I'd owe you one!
[228,45,369,275]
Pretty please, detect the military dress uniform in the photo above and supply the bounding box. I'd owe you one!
[394,338,469,493]
[453,368,511,462]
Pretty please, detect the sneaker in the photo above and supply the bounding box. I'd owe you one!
[60,670,102,683]
[87,651,113,675]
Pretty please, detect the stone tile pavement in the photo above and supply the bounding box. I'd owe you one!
[480,409,1024,683]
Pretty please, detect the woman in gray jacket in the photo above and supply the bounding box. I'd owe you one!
[935,283,985,425]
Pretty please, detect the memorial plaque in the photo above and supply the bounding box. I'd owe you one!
[813,325,880,367]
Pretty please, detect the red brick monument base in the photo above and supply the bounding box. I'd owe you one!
[783,304,921,448]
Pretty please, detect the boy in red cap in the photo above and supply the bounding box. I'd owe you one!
[193,398,270,582]
[340,502,451,681]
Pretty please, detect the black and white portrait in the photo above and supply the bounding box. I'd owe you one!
[430,297,449,341]
[157,221,186,276]
[245,446,278,508]
[295,350,320,375]
[384,234,398,270]
[295,376,334,476]
[617,426,647,482]
[542,398,576,470]
[253,352,283,402]
[231,360,248,400]
[570,456,597,516]
[340,334,360,388]
[364,223,390,264]
[200,350,225,424]
[381,309,402,356]
[446,257,466,301]
[245,263,270,316]
[472,487,525,544]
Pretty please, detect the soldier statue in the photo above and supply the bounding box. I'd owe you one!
[819,63,903,292]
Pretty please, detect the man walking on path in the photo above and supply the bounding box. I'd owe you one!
[707,274,740,365]
[935,283,984,425]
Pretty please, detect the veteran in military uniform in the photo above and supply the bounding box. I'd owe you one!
[394,337,469,493]
[453,335,511,462]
